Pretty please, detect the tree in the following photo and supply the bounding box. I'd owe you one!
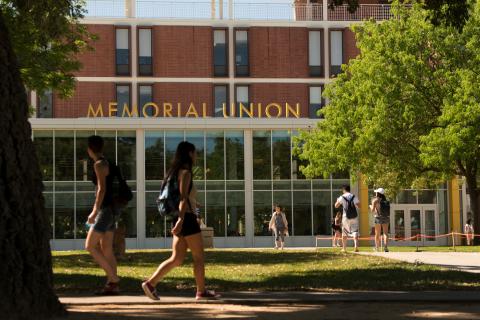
[329,0,470,30]
[0,1,92,319]
[295,1,480,235]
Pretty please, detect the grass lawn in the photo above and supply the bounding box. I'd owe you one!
[53,248,480,294]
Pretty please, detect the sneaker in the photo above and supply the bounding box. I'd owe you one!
[96,282,120,296]
[196,290,221,301]
[354,247,359,253]
[142,281,160,301]
[384,247,389,252]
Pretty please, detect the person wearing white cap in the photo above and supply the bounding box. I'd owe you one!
[369,188,390,252]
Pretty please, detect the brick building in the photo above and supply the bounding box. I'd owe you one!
[30,0,466,250]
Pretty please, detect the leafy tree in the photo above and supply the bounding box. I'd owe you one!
[295,1,480,234]
[0,0,92,318]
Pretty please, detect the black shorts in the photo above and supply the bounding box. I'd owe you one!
[93,206,117,233]
[173,212,201,237]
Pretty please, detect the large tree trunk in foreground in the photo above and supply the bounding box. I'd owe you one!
[465,174,480,245]
[0,13,64,320]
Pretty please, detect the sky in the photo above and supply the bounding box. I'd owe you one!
[85,0,299,20]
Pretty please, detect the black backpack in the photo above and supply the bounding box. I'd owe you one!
[379,199,391,217]
[156,173,192,218]
[109,163,133,208]
[343,195,358,219]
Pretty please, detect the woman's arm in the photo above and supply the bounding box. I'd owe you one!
[88,161,108,223]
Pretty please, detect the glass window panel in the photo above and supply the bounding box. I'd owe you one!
[394,210,405,240]
[425,209,436,241]
[254,191,272,236]
[273,180,291,190]
[308,31,321,66]
[43,181,54,192]
[117,131,136,181]
[206,192,225,236]
[55,182,74,191]
[272,131,291,180]
[138,29,152,58]
[418,190,437,204]
[273,191,292,235]
[235,30,249,76]
[225,131,244,180]
[76,181,95,192]
[293,191,312,235]
[206,180,225,191]
[236,86,249,104]
[185,131,205,180]
[38,89,53,118]
[309,86,322,118]
[146,192,166,238]
[291,131,307,179]
[95,131,116,162]
[54,131,74,181]
[33,130,54,181]
[116,85,131,118]
[116,28,130,75]
[293,180,310,190]
[145,131,164,181]
[410,209,421,241]
[165,131,184,170]
[438,189,448,235]
[227,191,245,236]
[194,180,205,191]
[312,179,331,189]
[206,131,224,180]
[226,180,244,190]
[75,192,95,239]
[330,30,343,66]
[254,180,272,190]
[76,131,95,183]
[120,192,137,237]
[55,193,74,239]
[396,190,417,204]
[214,86,227,117]
[214,29,227,76]
[139,85,153,117]
[313,191,332,235]
[253,131,271,180]
[44,193,54,239]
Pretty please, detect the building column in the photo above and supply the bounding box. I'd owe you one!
[449,178,461,244]
[126,0,136,18]
[31,91,37,118]
[228,25,235,106]
[323,0,328,21]
[244,130,254,247]
[131,24,138,108]
[136,129,146,249]
[358,175,370,246]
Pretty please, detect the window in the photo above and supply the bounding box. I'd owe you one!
[308,31,323,77]
[138,28,152,76]
[236,85,249,118]
[38,89,53,118]
[213,29,227,77]
[235,30,249,76]
[214,85,228,117]
[116,28,130,75]
[330,30,343,76]
[309,86,323,118]
[138,85,153,117]
[116,84,131,117]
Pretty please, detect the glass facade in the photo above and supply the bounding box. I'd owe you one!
[33,130,137,240]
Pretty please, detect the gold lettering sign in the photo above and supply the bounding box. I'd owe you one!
[87,102,302,119]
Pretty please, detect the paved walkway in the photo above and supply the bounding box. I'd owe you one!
[360,251,480,273]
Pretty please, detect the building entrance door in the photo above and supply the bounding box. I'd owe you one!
[390,204,440,245]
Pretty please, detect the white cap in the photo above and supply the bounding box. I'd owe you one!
[374,188,385,195]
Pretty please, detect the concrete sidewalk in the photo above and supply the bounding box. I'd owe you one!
[59,290,480,305]
[359,251,480,273]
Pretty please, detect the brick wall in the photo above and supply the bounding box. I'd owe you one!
[250,83,309,117]
[249,27,309,78]
[153,26,213,77]
[75,25,115,77]
[54,82,114,118]
[344,28,360,62]
[153,83,213,117]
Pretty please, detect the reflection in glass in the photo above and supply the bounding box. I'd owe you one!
[117,131,136,180]
[253,131,271,180]
[76,131,95,182]
[225,131,244,180]
[33,130,54,181]
[272,131,291,180]
[274,191,291,235]
[165,131,184,170]
[291,131,308,179]
[120,193,137,237]
[418,190,436,204]
[55,131,74,181]
[185,131,205,180]
[55,193,74,239]
[254,191,272,236]
[227,192,245,236]
[425,209,436,241]
[394,210,405,240]
[44,193,54,239]
[396,190,417,204]
[76,192,95,239]
[146,192,165,238]
[96,131,116,163]
[206,192,225,236]
[145,131,164,180]
[313,191,331,235]
[410,209,421,241]
[293,191,311,235]
[206,131,224,180]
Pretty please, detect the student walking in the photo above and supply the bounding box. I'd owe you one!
[269,205,289,250]
[465,218,474,246]
[369,188,390,252]
[331,212,342,247]
[335,185,360,253]
[85,135,121,295]
[142,141,219,301]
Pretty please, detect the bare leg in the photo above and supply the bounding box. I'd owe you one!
[382,224,389,249]
[100,231,117,280]
[374,224,381,250]
[184,233,205,293]
[342,235,347,252]
[353,235,359,251]
[85,228,119,283]
[148,236,187,286]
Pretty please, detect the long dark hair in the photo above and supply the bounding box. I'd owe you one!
[376,193,386,201]
[166,141,196,178]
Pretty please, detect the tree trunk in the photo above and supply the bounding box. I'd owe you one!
[0,13,64,320]
[465,173,480,245]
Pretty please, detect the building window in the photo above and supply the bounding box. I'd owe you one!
[38,89,53,118]
[116,28,130,76]
[309,86,323,118]
[138,28,152,76]
[138,85,153,117]
[308,31,323,77]
[330,30,343,76]
[116,84,130,117]
[236,85,249,118]
[235,30,249,77]
[214,85,228,117]
[213,29,228,77]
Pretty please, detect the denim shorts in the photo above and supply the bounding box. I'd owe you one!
[93,206,117,233]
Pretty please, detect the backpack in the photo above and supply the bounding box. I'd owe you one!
[156,173,192,218]
[343,195,358,219]
[378,199,390,218]
[109,163,133,208]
